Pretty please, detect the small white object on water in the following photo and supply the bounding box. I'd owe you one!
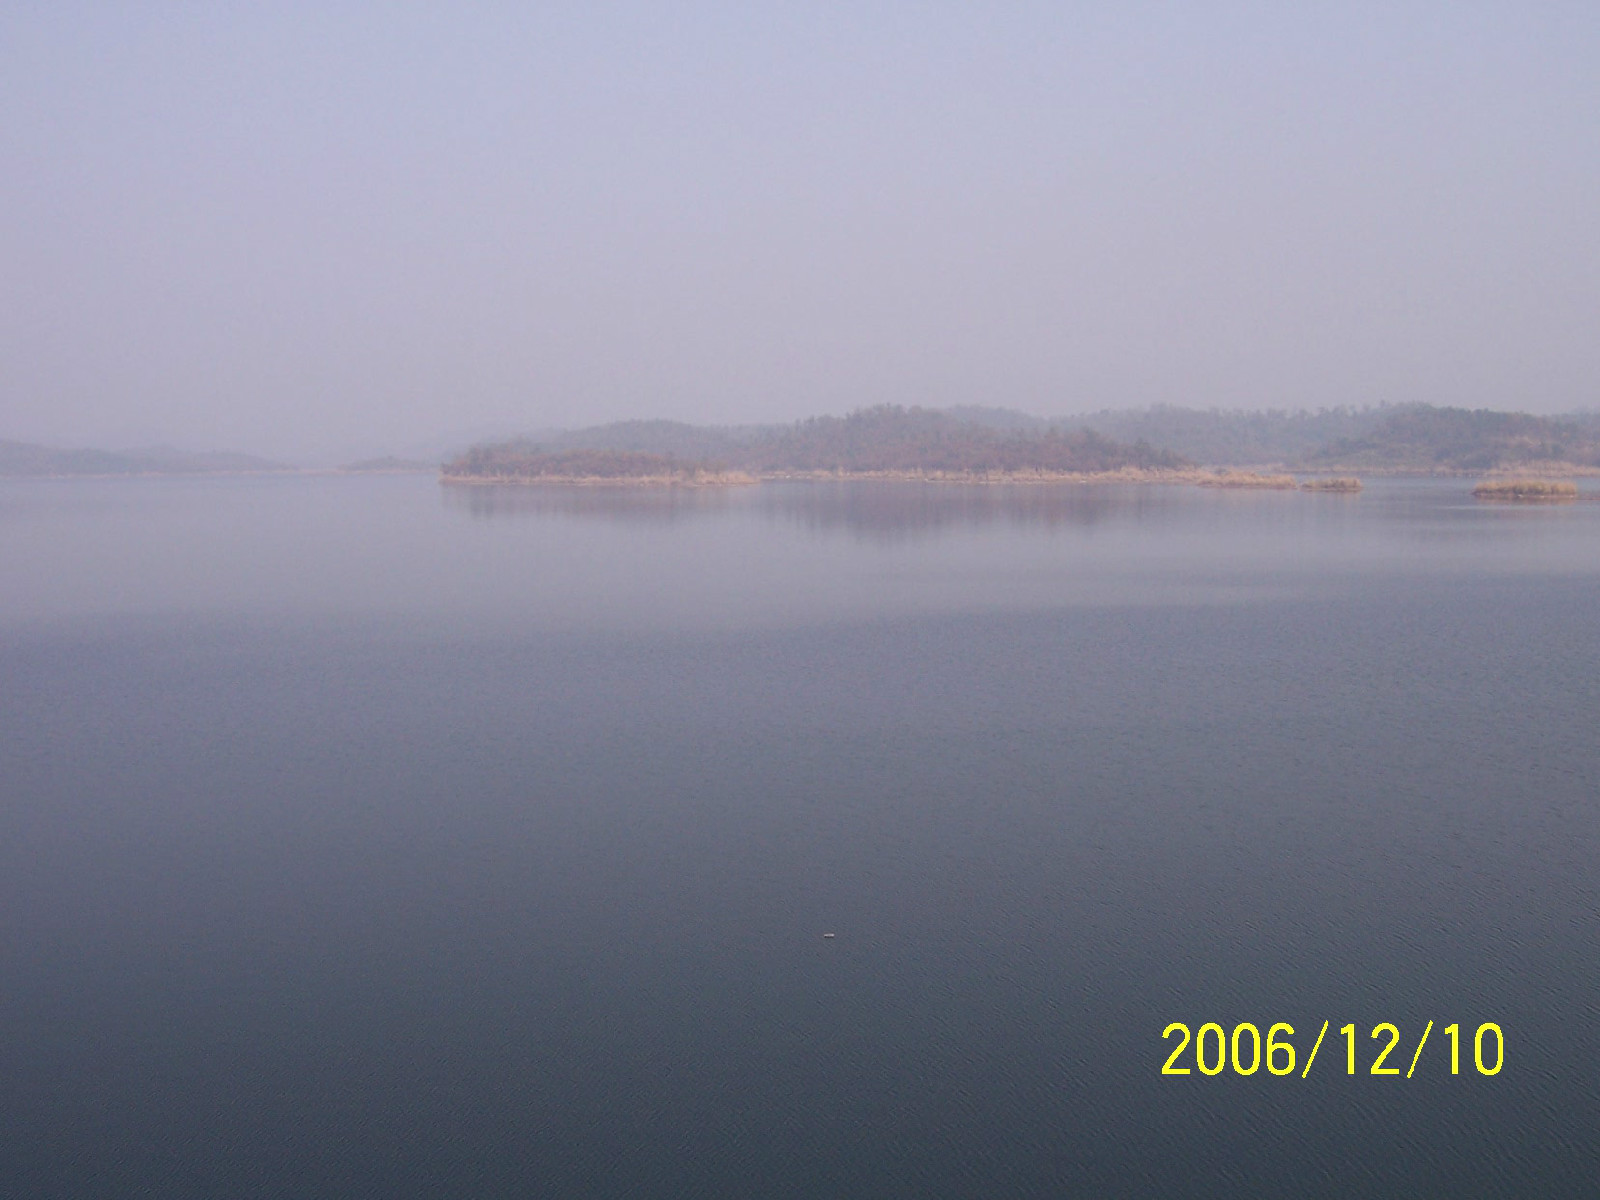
[822,932,836,939]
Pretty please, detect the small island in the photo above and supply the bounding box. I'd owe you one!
[1300,477,1363,492]
[1196,471,1298,489]
[1472,479,1579,501]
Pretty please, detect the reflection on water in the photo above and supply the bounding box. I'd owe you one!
[440,476,1600,552]
[440,481,744,523]
[443,478,1186,538]
[754,481,1182,540]
[2,475,1596,632]
[3,472,1600,1197]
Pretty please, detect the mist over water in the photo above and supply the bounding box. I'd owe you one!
[6,5,1600,457]
[2,475,1594,628]
[2,476,1599,1197]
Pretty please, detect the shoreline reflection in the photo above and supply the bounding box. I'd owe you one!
[442,479,1186,538]
[440,482,742,524]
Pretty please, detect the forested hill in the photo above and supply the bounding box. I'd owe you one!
[453,402,1600,477]
[1062,404,1600,470]
[499,402,1600,472]
[537,419,774,461]
[527,404,1380,468]
[20,403,1588,481]
[737,407,1185,472]
[454,407,1188,478]
[1059,405,1380,466]
[1301,406,1600,471]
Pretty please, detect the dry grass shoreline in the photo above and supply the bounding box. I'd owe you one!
[1308,461,1600,478]
[1195,471,1298,489]
[440,466,1355,490]
[440,466,1254,488]
[1472,479,1579,501]
[439,470,758,487]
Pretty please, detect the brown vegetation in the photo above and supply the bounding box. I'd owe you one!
[444,407,1193,486]
[1471,479,1579,501]
[441,444,754,486]
[1196,471,1298,489]
[1300,477,1362,492]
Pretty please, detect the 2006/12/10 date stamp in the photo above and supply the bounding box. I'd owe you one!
[1161,1021,1504,1078]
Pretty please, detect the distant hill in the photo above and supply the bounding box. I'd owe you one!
[442,444,750,484]
[17,402,1588,481]
[1051,403,1600,470]
[1060,405,1385,467]
[540,419,776,460]
[942,405,1052,432]
[0,440,289,476]
[739,406,1185,473]
[452,406,1188,479]
[531,404,1390,470]
[462,402,1600,477]
[1303,405,1600,471]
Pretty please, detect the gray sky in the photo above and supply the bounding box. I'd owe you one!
[3,2,1598,460]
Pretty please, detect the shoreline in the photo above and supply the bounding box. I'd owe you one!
[439,470,757,488]
[7,465,1592,490]
[1292,463,1600,478]
[440,467,1202,488]
[440,467,1325,488]
[754,466,1204,485]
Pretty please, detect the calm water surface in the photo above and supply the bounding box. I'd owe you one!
[2,476,1597,1197]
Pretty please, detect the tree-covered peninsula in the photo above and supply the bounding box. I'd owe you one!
[441,444,755,486]
[442,406,1191,485]
[439,401,1599,488]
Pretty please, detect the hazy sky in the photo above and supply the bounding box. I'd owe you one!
[3,2,1597,460]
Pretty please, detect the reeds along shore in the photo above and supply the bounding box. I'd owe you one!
[1195,471,1298,489]
[439,469,756,487]
[1472,478,1579,500]
[440,466,1320,488]
[438,465,1377,490]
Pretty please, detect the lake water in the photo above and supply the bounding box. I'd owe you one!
[2,475,1598,1197]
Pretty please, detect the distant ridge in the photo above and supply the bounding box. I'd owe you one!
[447,405,1188,481]
[1302,406,1600,472]
[449,402,1600,478]
[522,404,1381,468]
[0,440,289,476]
[737,406,1185,473]
[538,418,776,461]
[1063,403,1600,471]
[441,444,753,486]
[1059,405,1380,466]
[12,401,1596,481]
